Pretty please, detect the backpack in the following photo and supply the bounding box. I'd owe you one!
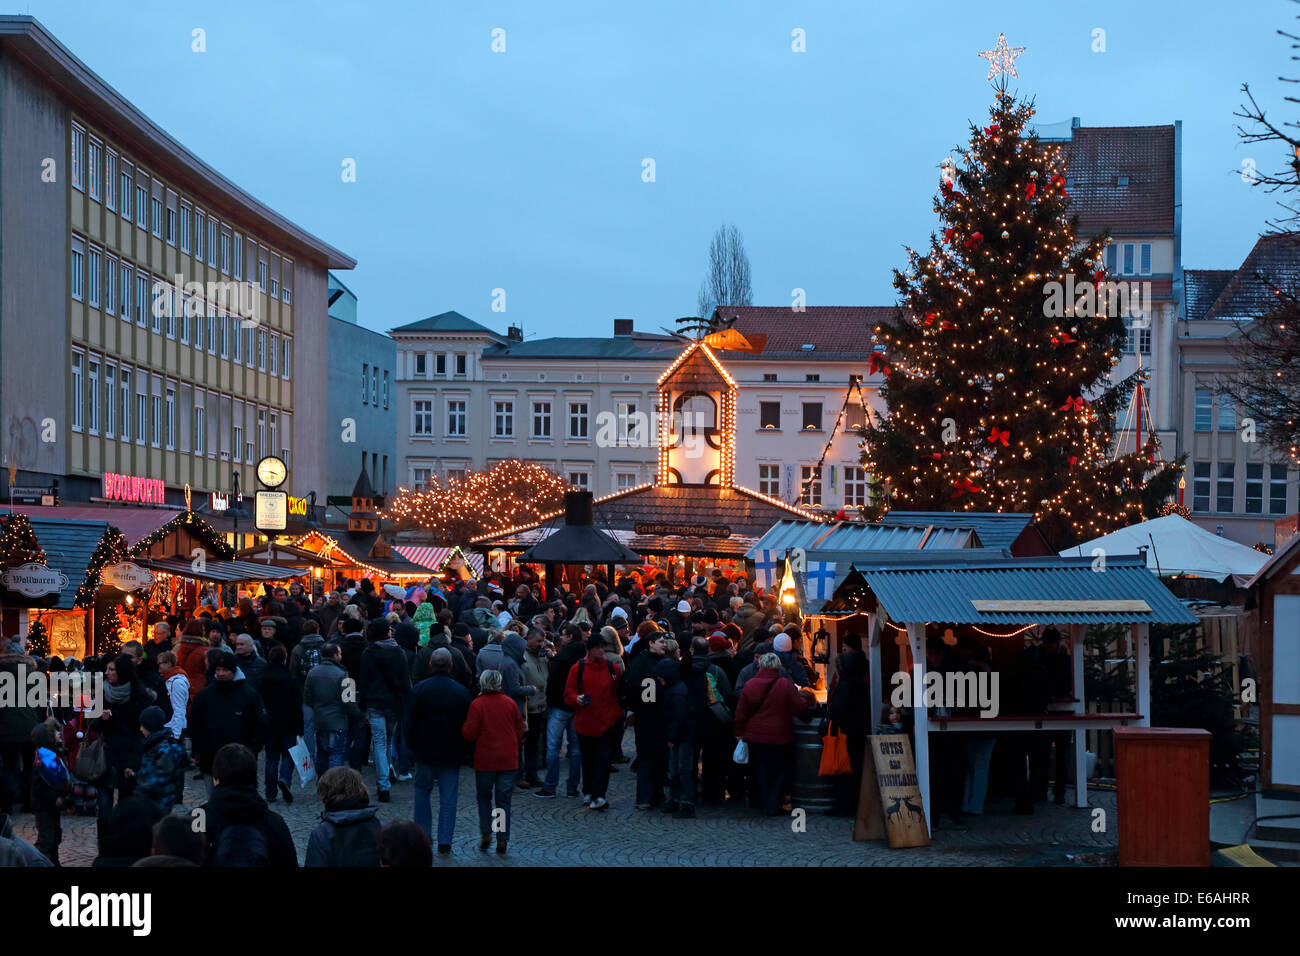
[704,668,732,723]
[211,823,271,867]
[299,644,322,682]
[576,658,617,695]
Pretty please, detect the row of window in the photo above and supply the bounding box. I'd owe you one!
[758,400,862,431]
[72,236,292,378]
[70,351,289,464]
[411,352,468,379]
[757,463,874,508]
[1190,461,1289,514]
[1103,241,1154,278]
[407,466,641,495]
[70,122,293,303]
[411,398,645,442]
[360,452,390,496]
[361,364,391,409]
[1193,389,1237,433]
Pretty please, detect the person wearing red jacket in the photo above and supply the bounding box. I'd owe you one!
[734,653,814,815]
[462,669,524,853]
[563,636,622,810]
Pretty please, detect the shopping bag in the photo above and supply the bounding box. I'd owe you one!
[732,739,749,765]
[817,726,852,776]
[73,734,107,782]
[289,736,316,788]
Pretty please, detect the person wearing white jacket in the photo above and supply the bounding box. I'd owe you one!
[157,651,191,741]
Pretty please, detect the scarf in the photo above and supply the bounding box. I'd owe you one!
[105,680,132,705]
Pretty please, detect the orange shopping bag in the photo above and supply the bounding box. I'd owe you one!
[818,724,853,776]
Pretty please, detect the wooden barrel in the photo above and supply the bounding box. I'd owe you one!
[791,721,835,810]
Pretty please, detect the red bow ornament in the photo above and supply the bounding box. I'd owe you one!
[951,477,983,499]
[1060,396,1086,413]
[944,227,955,243]
[987,427,1011,447]
[1025,182,1037,199]
[868,353,892,376]
[1067,456,1077,470]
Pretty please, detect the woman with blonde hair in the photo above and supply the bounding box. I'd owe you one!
[569,605,593,627]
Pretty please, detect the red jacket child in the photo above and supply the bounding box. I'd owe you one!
[563,647,623,737]
[462,689,524,771]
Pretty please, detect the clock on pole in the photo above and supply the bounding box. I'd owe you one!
[256,455,287,489]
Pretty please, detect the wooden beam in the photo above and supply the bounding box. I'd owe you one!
[971,599,1151,613]
[906,621,931,837]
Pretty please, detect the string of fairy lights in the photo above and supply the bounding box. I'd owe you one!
[863,84,1179,548]
[792,374,874,507]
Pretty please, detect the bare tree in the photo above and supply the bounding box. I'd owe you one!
[696,223,752,321]
[1235,0,1300,230]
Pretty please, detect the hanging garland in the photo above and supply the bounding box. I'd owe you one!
[75,526,129,608]
[0,511,47,567]
[129,510,233,560]
[794,375,876,509]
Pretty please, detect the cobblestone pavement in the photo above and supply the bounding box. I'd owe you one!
[10,735,1118,867]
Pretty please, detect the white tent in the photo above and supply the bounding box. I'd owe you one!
[1062,514,1267,587]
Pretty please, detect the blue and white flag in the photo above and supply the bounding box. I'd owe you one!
[754,550,780,590]
[807,561,838,602]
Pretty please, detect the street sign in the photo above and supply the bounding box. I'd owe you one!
[256,491,288,532]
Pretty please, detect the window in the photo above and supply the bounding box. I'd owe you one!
[105,150,117,210]
[758,464,780,497]
[1192,462,1210,513]
[151,196,162,237]
[1246,464,1263,515]
[281,259,292,304]
[760,401,781,429]
[194,404,206,455]
[269,413,278,459]
[87,359,99,433]
[802,402,822,430]
[445,468,466,484]
[150,393,161,448]
[165,387,176,449]
[1194,389,1212,432]
[362,363,369,404]
[616,472,638,490]
[616,402,640,445]
[1218,395,1235,432]
[208,309,218,353]
[71,124,85,191]
[763,373,778,382]
[1122,244,1135,275]
[532,401,552,438]
[282,339,291,380]
[435,354,446,376]
[844,465,868,506]
[414,354,427,378]
[269,266,278,299]
[245,327,255,367]
[800,465,822,507]
[257,330,267,371]
[221,315,230,358]
[1271,465,1289,515]
[257,259,267,292]
[412,400,433,436]
[371,367,378,405]
[233,423,244,463]
[381,370,388,407]
[164,286,175,339]
[166,206,175,245]
[257,410,266,460]
[104,365,115,438]
[805,374,820,382]
[119,368,131,442]
[1124,315,1151,354]
[454,354,467,376]
[494,401,514,437]
[87,138,101,201]
[195,211,205,260]
[846,399,869,430]
[568,471,590,491]
[135,182,147,226]
[179,205,190,253]
[447,400,467,437]
[207,220,217,267]
[151,280,163,334]
[245,438,254,464]
[120,162,133,220]
[71,353,83,431]
[87,247,101,307]
[220,231,230,274]
[568,401,589,439]
[412,468,432,492]
[233,232,242,279]
[70,239,84,300]
[137,390,147,446]
[119,262,131,318]
[1140,243,1152,276]
[269,333,278,376]
[1216,462,1235,513]
[104,255,118,314]
[136,273,148,327]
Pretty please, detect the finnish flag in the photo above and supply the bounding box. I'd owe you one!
[754,550,780,590]
[807,561,837,602]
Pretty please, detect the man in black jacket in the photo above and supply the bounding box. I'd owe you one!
[404,649,471,854]
[189,652,269,800]
[199,743,297,867]
[447,624,478,692]
[535,625,586,798]
[359,618,410,802]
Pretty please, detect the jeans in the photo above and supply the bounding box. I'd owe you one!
[264,736,295,797]
[962,737,997,814]
[394,717,414,776]
[524,709,546,780]
[475,769,515,840]
[367,708,397,792]
[668,733,696,807]
[315,729,348,774]
[633,721,667,806]
[578,724,621,800]
[301,704,316,760]
[543,709,581,794]
[750,741,790,814]
[414,762,460,847]
[347,714,369,770]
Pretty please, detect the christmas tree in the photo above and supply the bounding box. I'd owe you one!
[0,511,46,567]
[864,83,1181,549]
[25,618,49,657]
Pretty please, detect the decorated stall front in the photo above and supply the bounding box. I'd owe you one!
[394,545,485,580]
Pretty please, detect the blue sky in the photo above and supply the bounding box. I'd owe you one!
[22,0,1293,337]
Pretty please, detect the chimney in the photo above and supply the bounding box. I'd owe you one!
[506,325,523,342]
[564,490,595,526]
[613,318,634,337]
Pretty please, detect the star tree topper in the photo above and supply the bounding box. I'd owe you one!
[977,33,1025,80]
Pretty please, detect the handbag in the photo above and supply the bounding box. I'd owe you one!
[74,734,108,783]
[289,736,316,789]
[817,721,853,776]
[704,669,732,724]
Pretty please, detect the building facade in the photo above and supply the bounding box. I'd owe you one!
[391,311,883,510]
[327,273,395,501]
[0,17,353,510]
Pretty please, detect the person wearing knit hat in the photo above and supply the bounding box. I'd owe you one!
[676,600,690,614]
[771,633,812,688]
[707,634,731,654]
[135,706,186,818]
[773,633,793,654]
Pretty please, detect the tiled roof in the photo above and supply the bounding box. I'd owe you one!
[1201,234,1300,320]
[483,334,679,361]
[1054,125,1176,236]
[1183,270,1236,321]
[711,306,897,360]
[390,311,504,338]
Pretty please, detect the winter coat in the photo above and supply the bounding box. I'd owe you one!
[547,640,586,712]
[461,690,524,771]
[563,654,622,737]
[686,655,735,728]
[188,679,269,774]
[257,662,304,745]
[164,671,190,740]
[199,785,298,867]
[288,635,326,686]
[405,674,472,767]
[624,649,666,714]
[734,604,767,646]
[175,637,210,699]
[235,652,267,691]
[0,654,40,746]
[734,669,810,745]
[828,651,871,739]
[135,729,186,818]
[522,648,550,715]
[658,658,693,744]
[393,617,419,653]
[303,659,363,733]
[339,633,368,682]
[92,680,153,786]
[776,650,812,688]
[305,799,381,867]
[476,638,535,717]
[358,639,410,714]
[412,603,437,646]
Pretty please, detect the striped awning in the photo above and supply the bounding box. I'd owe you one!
[394,546,484,576]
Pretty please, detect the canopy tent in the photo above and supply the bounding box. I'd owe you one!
[1061,514,1267,587]
[394,545,485,577]
[135,557,307,583]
